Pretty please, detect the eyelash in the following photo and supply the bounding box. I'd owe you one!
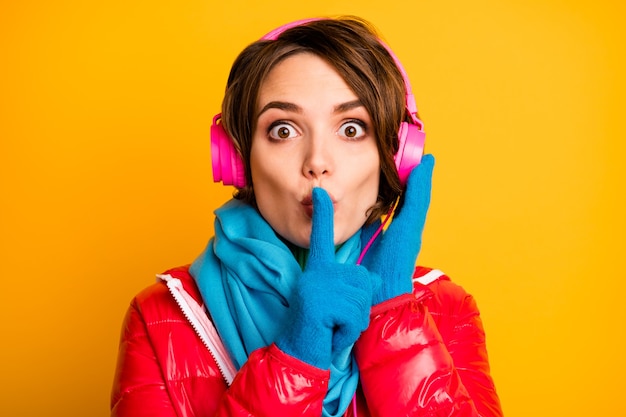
[339,119,368,140]
[267,121,298,141]
[265,119,369,141]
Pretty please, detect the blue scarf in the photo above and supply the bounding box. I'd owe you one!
[190,199,361,417]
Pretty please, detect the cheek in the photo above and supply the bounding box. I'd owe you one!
[359,155,382,214]
[249,140,275,188]
[343,154,381,223]
[250,141,295,219]
[360,173,381,214]
[250,154,286,196]
[359,150,381,194]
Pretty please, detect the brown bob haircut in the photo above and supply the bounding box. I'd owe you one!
[220,16,412,223]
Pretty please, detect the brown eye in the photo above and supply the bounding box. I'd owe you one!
[268,123,298,140]
[278,127,290,138]
[345,125,357,137]
[338,121,366,140]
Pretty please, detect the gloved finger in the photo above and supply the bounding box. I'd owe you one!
[329,266,376,349]
[332,324,362,352]
[386,154,434,239]
[331,306,370,351]
[308,187,335,263]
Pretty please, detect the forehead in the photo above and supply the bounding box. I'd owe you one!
[257,53,356,103]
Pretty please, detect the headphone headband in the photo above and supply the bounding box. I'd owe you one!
[211,18,425,188]
[261,18,422,127]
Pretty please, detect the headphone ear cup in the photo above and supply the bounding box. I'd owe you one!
[211,116,422,188]
[395,122,425,186]
[211,114,246,188]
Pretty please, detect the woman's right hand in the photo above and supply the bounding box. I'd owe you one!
[275,187,381,369]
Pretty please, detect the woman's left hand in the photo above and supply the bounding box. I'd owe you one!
[360,154,435,305]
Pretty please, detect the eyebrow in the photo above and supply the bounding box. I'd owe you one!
[257,99,364,118]
[258,101,302,117]
[333,100,363,113]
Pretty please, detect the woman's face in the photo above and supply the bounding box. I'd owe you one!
[250,52,380,248]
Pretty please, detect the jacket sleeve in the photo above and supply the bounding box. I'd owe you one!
[425,279,503,417]
[217,344,330,417]
[354,279,502,417]
[111,283,331,417]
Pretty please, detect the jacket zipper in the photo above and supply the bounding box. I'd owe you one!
[157,273,237,385]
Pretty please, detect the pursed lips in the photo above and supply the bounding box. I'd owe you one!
[300,192,336,218]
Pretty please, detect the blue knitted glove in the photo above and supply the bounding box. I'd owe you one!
[360,154,435,305]
[275,187,381,369]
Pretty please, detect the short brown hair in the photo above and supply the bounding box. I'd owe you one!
[221,16,411,223]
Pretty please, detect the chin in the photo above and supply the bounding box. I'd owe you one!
[281,228,313,249]
[335,234,353,246]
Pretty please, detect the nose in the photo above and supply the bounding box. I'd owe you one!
[302,133,333,180]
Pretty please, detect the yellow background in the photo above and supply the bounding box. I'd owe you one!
[1,0,624,416]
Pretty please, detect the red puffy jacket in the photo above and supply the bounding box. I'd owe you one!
[111,265,502,416]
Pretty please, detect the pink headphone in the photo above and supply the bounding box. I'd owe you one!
[211,18,425,188]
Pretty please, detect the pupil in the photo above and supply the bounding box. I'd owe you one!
[346,126,356,137]
[279,127,289,138]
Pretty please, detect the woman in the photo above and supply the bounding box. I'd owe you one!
[111,17,502,417]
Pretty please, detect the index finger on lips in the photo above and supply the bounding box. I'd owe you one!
[309,187,335,262]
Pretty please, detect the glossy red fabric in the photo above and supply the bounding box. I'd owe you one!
[111,265,502,416]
